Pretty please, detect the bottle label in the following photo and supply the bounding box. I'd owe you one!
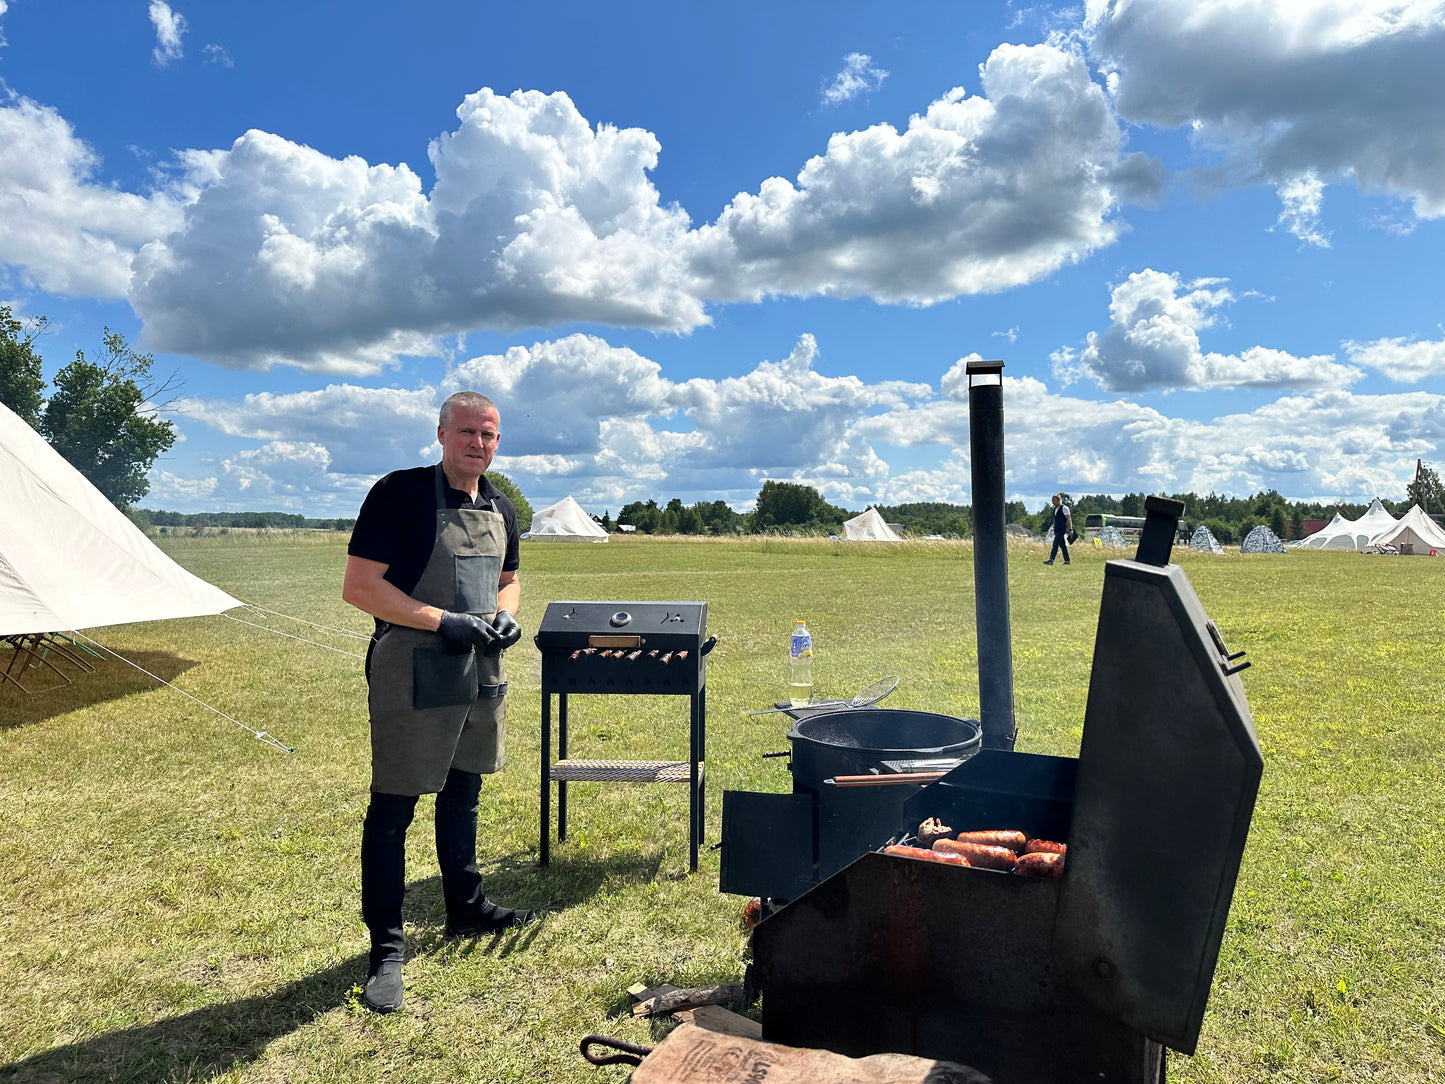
[791,632,813,659]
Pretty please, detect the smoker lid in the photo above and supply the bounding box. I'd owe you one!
[535,600,706,641]
[1052,559,1263,1054]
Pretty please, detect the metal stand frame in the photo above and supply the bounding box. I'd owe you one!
[540,687,706,872]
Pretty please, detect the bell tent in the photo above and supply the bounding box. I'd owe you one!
[524,495,609,542]
[1367,505,1445,553]
[842,507,902,542]
[0,401,241,636]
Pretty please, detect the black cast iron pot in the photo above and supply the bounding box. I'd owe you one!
[784,708,983,793]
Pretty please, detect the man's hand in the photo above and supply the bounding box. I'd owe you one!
[491,610,522,652]
[437,611,499,652]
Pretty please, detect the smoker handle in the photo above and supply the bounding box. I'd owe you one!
[761,751,792,759]
[701,635,718,656]
[579,1034,652,1067]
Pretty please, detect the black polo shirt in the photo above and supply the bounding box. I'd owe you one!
[348,465,520,598]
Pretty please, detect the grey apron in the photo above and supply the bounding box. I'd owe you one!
[367,465,509,795]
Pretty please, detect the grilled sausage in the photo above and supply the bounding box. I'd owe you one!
[885,844,969,866]
[931,839,1017,871]
[953,829,1027,852]
[1016,851,1065,878]
[1023,839,1067,855]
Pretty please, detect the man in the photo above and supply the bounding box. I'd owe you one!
[1044,493,1072,566]
[342,391,535,1015]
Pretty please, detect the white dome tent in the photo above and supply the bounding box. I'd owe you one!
[1296,511,1372,551]
[524,496,609,542]
[1367,505,1445,554]
[842,507,902,542]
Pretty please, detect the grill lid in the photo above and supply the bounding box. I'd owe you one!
[535,600,706,649]
[1051,558,1263,1053]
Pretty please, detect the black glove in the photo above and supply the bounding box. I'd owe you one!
[436,611,498,652]
[491,610,522,652]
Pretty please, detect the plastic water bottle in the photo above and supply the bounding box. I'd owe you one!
[789,620,814,707]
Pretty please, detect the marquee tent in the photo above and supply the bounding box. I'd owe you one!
[1352,498,1399,542]
[1367,505,1445,553]
[524,495,609,542]
[0,402,241,636]
[1297,511,1373,551]
[842,507,902,542]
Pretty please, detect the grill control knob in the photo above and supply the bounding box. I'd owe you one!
[609,610,633,628]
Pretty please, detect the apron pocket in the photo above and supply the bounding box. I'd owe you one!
[453,553,501,614]
[412,647,477,710]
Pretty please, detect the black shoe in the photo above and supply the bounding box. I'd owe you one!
[445,900,538,936]
[1043,560,1054,565]
[363,959,404,1014]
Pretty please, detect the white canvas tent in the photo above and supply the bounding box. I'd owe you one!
[0,402,241,636]
[842,507,902,542]
[1353,498,1400,543]
[525,495,609,542]
[1367,505,1445,553]
[1298,511,1373,551]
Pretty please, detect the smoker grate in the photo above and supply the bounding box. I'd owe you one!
[548,759,695,783]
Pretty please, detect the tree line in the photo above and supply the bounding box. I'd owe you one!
[602,476,1445,543]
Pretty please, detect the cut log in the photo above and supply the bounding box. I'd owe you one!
[632,982,746,1017]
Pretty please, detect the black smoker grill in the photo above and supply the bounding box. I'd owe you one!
[719,361,1264,1083]
[534,601,715,872]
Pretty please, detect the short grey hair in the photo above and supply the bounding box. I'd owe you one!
[439,391,497,429]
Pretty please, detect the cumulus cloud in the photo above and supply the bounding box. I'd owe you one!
[1086,0,1445,219]
[690,43,1158,305]
[149,1,187,67]
[1345,336,1445,382]
[822,53,889,105]
[858,376,1445,504]
[1050,268,1360,392]
[129,89,703,372]
[0,92,188,296]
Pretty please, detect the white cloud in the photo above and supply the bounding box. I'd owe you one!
[1345,336,1445,382]
[203,44,233,68]
[822,53,889,106]
[0,92,187,296]
[1273,172,1329,248]
[690,43,1159,306]
[1050,268,1360,391]
[129,90,704,373]
[1086,0,1445,219]
[149,1,187,67]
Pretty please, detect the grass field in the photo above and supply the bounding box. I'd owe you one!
[2,533,1443,1083]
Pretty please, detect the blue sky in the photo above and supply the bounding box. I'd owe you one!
[2,0,1443,517]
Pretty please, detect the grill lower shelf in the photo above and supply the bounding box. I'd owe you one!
[549,759,704,784]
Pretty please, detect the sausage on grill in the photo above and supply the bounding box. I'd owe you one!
[1023,839,1067,855]
[931,839,1017,872]
[953,829,1027,852]
[1016,851,1065,878]
[885,844,969,866]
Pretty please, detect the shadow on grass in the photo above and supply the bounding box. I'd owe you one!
[0,649,199,729]
[0,954,366,1084]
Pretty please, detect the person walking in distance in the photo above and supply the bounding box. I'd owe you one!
[342,391,535,1014]
[1044,493,1072,566]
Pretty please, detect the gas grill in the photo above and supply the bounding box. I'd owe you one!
[534,601,715,872]
[718,361,1264,1083]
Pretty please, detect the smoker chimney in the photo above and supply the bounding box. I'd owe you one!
[967,360,1016,751]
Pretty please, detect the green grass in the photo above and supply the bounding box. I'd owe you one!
[2,534,1443,1082]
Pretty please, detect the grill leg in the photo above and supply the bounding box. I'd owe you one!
[558,692,569,843]
[540,692,551,866]
[689,688,702,873]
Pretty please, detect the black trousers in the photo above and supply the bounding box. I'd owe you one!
[1049,532,1071,563]
[360,767,487,963]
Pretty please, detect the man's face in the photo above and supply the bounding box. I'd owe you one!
[439,404,501,484]
[1052,495,1061,508]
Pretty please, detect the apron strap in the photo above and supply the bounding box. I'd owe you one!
[434,462,498,512]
